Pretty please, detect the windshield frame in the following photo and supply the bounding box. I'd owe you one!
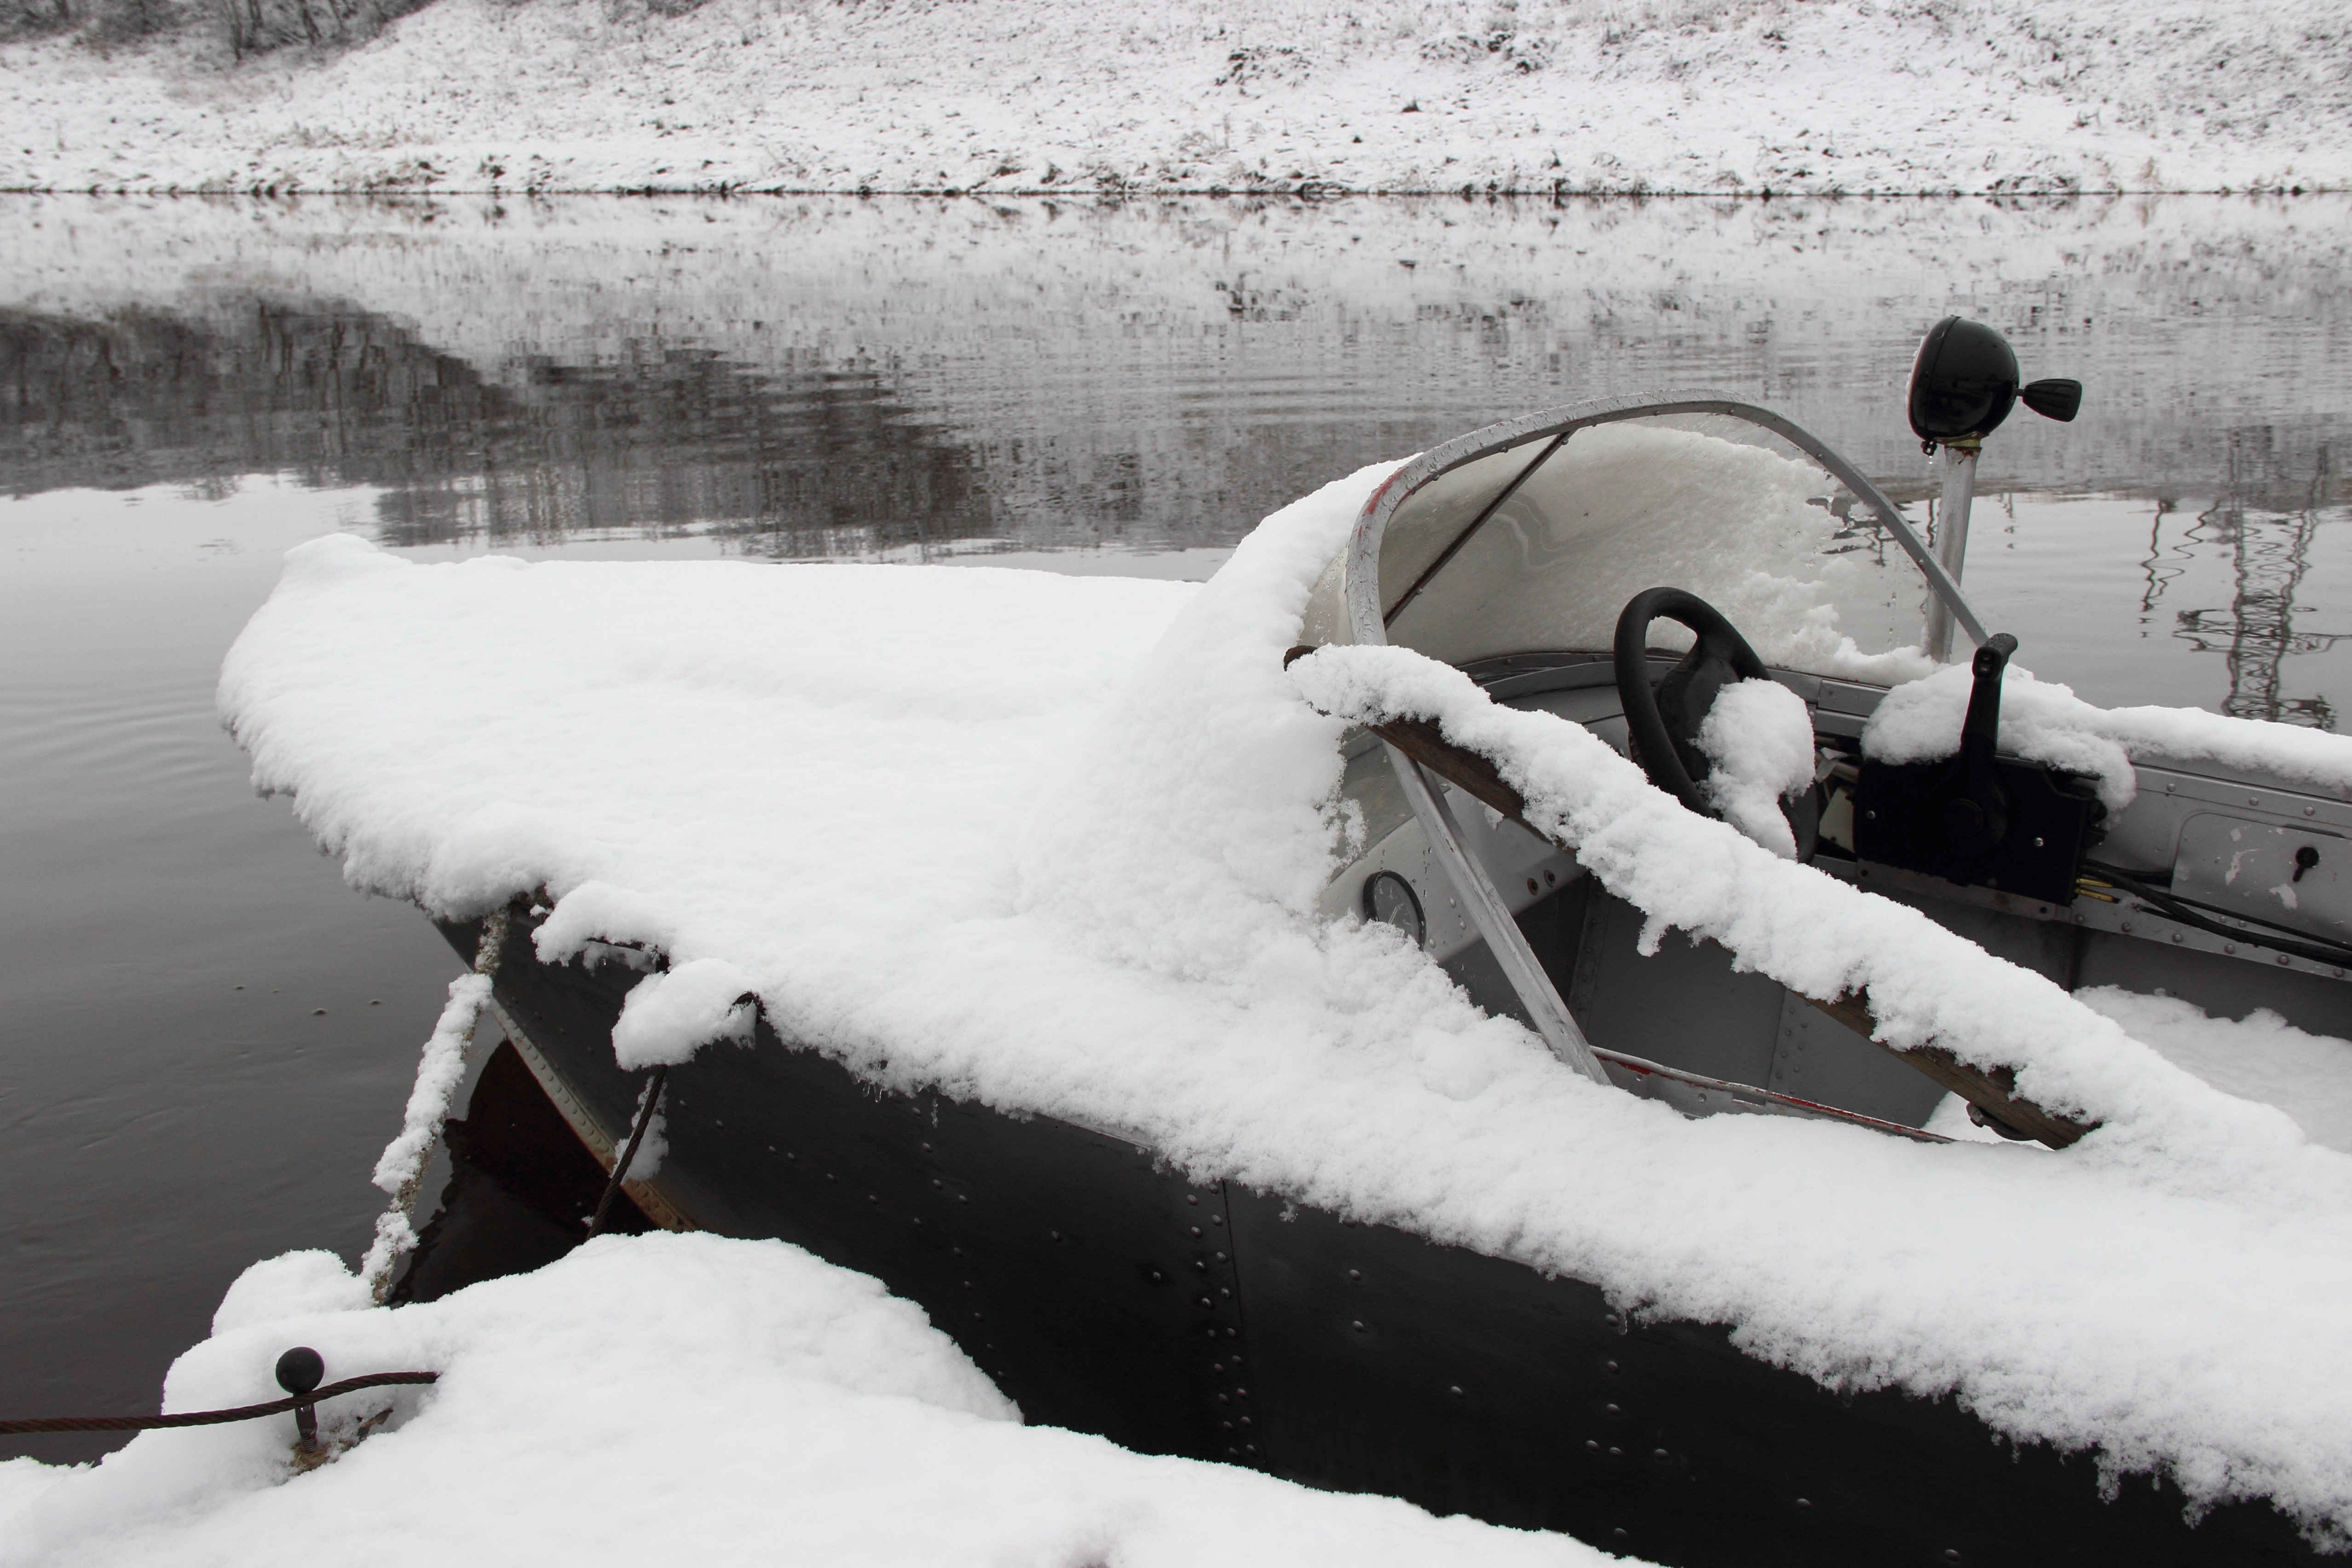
[1340,390,1985,660]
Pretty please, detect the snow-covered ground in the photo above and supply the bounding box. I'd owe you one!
[0,1234,1626,1567]
[0,0,2344,196]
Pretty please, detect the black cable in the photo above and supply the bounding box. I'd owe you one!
[2081,861,2352,970]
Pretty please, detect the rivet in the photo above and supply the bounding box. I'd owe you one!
[957,1194,969,1205]
[2280,955,2293,966]
[1215,1393,1229,1405]
[1604,1360,1619,1373]
[1608,1448,1623,1458]
[1585,1440,1600,1452]
[1194,1260,1208,1274]
[2033,836,2045,848]
[826,1172,838,1183]
[1795,1498,1811,1510]
[910,1217,922,1228]
[1225,1327,1237,1338]
[1244,1443,1257,1455]
[2121,921,2132,932]
[1234,1386,1248,1398]
[1187,1194,1199,1206]
[785,1151,796,1161]
[1225,1446,1239,1457]
[1215,1251,1228,1262]
[1200,1297,1215,1309]
[1189,1226,1203,1238]
[1348,1268,1362,1281]
[1219,1287,1233,1298]
[1605,1403,1621,1416]
[1653,1448,1669,1460]
[2251,796,2261,807]
[1222,1420,1234,1432]
[1449,1384,1465,1398]
[1238,1416,1253,1428]
[918,1142,931,1154]
[2226,943,2237,954]
[867,1193,878,1204]
[2172,933,2183,943]
[932,1178,943,1188]
[2307,806,2317,817]
[1210,1214,1224,1226]
[1352,1320,1368,1333]
[1150,1270,1165,1283]
[1049,1229,1061,1241]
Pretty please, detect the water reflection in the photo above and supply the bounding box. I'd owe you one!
[0,299,997,555]
[2170,442,2348,727]
[5,192,2347,565]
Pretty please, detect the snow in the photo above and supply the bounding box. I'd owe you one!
[0,1234,1618,1567]
[1,0,2344,196]
[356,970,492,1296]
[1696,677,1818,858]
[1863,658,2352,810]
[2081,986,2352,1154]
[211,467,2352,1542]
[1368,419,1941,685]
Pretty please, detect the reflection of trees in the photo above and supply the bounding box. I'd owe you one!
[2166,439,2345,728]
[0,300,994,554]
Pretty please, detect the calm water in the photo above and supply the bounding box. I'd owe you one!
[4,193,2349,1457]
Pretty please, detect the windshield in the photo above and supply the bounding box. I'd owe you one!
[1308,400,1964,686]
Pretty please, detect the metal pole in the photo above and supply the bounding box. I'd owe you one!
[1384,744,1613,1087]
[1922,440,1980,664]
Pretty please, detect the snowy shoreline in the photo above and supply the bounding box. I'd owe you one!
[2,0,2343,198]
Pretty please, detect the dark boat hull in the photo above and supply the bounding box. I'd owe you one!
[435,911,2321,1567]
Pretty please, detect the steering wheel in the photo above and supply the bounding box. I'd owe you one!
[1613,587,1819,858]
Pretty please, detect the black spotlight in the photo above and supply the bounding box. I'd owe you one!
[1908,317,2081,450]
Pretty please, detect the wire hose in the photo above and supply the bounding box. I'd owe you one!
[2080,861,2352,971]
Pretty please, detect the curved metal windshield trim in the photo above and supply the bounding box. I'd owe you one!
[1342,390,1985,655]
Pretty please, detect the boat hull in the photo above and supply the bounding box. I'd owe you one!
[434,911,2319,1568]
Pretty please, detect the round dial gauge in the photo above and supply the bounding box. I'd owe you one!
[1361,870,1427,949]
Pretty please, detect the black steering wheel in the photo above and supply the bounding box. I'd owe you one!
[1613,587,1819,857]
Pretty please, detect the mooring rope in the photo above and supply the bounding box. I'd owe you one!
[586,1066,669,1238]
[0,1372,439,1436]
[360,909,511,1303]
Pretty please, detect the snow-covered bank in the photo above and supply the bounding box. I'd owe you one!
[1,0,2344,196]
[0,1234,1620,1567]
[213,458,2352,1544]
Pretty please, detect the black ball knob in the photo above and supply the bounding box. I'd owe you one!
[275,1346,325,1396]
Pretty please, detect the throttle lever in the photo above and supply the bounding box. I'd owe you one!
[1939,633,2018,854]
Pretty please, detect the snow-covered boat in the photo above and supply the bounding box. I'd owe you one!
[222,323,2352,1566]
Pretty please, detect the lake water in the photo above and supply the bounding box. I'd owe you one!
[4,192,2349,1458]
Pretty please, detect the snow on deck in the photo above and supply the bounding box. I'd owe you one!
[209,470,2352,1543]
[0,1235,1620,1566]
[0,0,2342,196]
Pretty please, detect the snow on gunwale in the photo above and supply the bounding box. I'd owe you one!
[0,1234,1624,1567]
[216,469,2352,1544]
